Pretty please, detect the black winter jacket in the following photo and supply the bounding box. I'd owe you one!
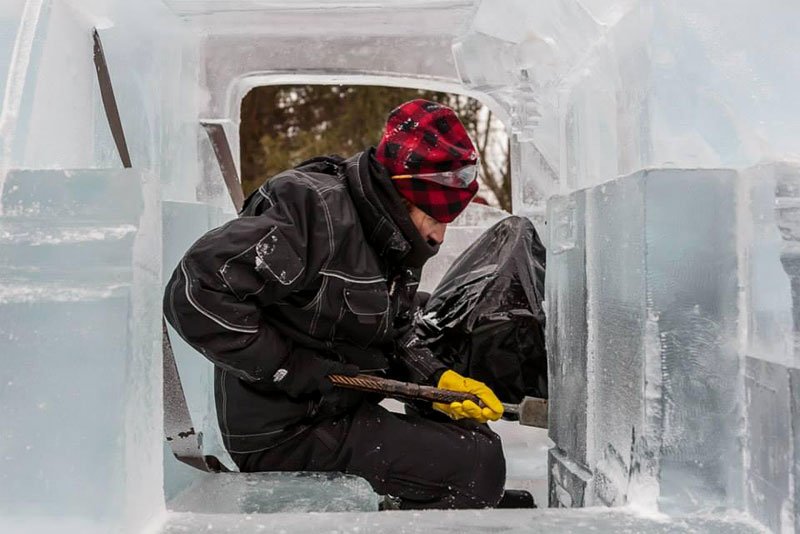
[164,151,447,453]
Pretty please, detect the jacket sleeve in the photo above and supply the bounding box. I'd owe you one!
[163,176,332,384]
[391,286,448,385]
[394,331,448,385]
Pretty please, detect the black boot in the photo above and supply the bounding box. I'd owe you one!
[496,489,536,509]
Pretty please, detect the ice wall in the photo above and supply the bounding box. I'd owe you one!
[0,168,158,533]
[547,169,741,508]
[454,0,800,204]
[446,1,800,530]
[448,0,798,530]
[545,164,800,530]
[1,1,202,532]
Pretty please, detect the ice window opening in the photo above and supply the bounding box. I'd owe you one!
[239,85,513,210]
[163,83,553,507]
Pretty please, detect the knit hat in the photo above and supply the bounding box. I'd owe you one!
[376,99,479,223]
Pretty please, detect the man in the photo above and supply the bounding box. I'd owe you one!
[164,99,506,509]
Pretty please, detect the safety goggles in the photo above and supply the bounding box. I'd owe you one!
[391,164,479,189]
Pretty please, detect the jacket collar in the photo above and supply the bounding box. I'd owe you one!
[342,150,439,268]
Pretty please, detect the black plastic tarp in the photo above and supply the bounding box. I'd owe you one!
[416,216,547,404]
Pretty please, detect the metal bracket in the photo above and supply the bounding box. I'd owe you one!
[201,121,245,212]
[163,320,228,473]
[92,28,131,169]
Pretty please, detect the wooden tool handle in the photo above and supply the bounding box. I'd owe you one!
[330,374,549,428]
[329,374,481,405]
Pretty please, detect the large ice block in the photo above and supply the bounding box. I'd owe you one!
[0,169,162,532]
[548,169,744,512]
[168,472,378,514]
[584,174,649,508]
[548,165,799,530]
[644,170,741,513]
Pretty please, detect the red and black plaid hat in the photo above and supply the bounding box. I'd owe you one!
[376,99,479,223]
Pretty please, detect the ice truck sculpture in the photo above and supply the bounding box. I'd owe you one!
[0,0,798,532]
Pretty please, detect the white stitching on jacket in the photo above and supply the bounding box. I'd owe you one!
[257,186,274,206]
[300,275,327,312]
[221,369,232,442]
[320,271,386,284]
[309,275,327,335]
[317,183,346,194]
[181,260,259,334]
[282,172,335,269]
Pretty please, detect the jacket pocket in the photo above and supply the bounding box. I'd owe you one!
[253,227,304,286]
[335,286,390,348]
[343,287,389,323]
[219,226,304,300]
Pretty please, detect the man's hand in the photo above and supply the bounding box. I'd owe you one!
[433,370,504,423]
[272,348,359,398]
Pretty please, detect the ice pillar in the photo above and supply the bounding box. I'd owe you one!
[0,169,163,532]
[547,168,742,511]
[547,165,799,531]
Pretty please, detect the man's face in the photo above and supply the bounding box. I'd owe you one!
[407,203,447,247]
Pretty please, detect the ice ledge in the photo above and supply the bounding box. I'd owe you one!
[167,472,379,514]
[160,507,766,534]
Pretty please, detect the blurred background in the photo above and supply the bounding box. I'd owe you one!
[239,86,511,211]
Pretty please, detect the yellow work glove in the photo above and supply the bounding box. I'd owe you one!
[433,370,504,424]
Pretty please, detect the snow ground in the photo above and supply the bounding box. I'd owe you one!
[490,419,552,508]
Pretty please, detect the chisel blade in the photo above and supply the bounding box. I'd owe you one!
[502,396,548,428]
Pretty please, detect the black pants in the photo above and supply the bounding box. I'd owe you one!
[230,401,506,509]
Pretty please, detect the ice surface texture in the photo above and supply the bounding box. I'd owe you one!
[162,507,767,534]
[0,168,162,530]
[1,2,198,532]
[454,0,800,214]
[168,472,378,514]
[547,166,799,531]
